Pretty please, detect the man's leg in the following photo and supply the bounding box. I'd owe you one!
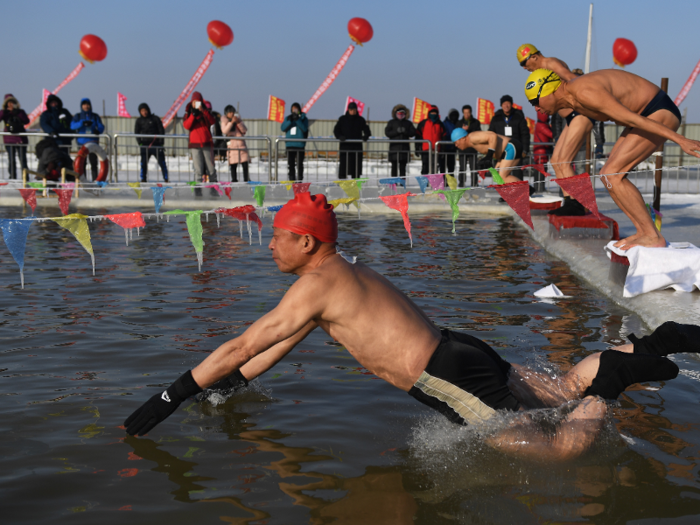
[297,150,305,181]
[242,161,249,182]
[338,151,348,179]
[203,146,218,184]
[549,119,593,216]
[7,145,17,179]
[399,160,407,179]
[496,160,523,184]
[287,149,296,181]
[603,110,679,248]
[156,148,169,182]
[140,147,149,182]
[89,152,98,181]
[446,151,456,174]
[420,152,430,175]
[191,148,204,196]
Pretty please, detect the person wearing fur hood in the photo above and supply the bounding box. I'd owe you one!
[384,104,416,178]
[0,94,29,178]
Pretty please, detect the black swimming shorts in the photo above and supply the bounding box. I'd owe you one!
[640,89,682,122]
[565,111,596,127]
[408,329,521,425]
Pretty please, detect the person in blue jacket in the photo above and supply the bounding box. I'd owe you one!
[280,102,309,181]
[71,98,105,180]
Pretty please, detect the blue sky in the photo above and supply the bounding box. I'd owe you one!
[5,0,700,123]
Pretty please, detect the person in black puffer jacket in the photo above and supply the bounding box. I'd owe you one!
[40,94,73,148]
[489,95,530,180]
[134,103,168,182]
[384,104,416,178]
[333,102,371,179]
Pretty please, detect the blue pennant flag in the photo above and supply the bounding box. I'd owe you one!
[379,178,406,188]
[96,181,109,188]
[0,219,33,288]
[267,205,284,212]
[247,181,264,185]
[151,186,172,214]
[415,176,429,194]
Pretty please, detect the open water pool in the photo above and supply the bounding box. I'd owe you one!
[2,206,700,524]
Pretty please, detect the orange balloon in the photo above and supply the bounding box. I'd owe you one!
[613,38,637,67]
[79,34,107,64]
[348,17,373,46]
[207,20,234,49]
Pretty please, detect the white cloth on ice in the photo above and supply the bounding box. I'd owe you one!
[605,241,700,298]
[533,283,569,299]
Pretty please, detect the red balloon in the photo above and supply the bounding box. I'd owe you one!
[348,17,373,46]
[207,20,234,49]
[613,38,637,67]
[79,34,107,64]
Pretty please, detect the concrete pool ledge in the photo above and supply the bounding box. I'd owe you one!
[508,209,700,328]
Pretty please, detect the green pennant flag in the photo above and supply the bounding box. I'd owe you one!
[489,167,504,185]
[186,181,197,194]
[28,182,45,189]
[436,189,468,233]
[254,185,266,207]
[355,178,369,190]
[164,209,205,270]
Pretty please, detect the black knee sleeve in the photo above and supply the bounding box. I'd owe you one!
[585,350,679,400]
[630,321,700,356]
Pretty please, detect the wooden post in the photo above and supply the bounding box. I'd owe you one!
[678,107,688,167]
[585,129,591,175]
[652,77,669,211]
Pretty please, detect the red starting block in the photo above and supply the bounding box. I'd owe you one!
[548,213,620,240]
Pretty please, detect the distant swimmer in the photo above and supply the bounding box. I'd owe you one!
[517,44,594,216]
[451,128,529,188]
[525,68,700,249]
[125,193,696,460]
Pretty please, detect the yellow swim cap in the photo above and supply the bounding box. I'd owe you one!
[524,69,562,104]
[517,43,539,65]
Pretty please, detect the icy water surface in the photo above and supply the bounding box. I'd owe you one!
[2,206,700,524]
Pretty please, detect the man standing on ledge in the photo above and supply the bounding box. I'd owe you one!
[517,44,592,216]
[525,68,700,249]
[125,193,696,460]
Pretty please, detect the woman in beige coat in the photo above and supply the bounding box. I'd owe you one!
[221,105,250,182]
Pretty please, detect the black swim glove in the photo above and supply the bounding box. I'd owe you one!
[209,369,248,393]
[629,321,700,356]
[124,370,202,436]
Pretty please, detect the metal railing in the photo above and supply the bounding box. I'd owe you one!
[0,131,112,181]
[273,138,432,183]
[112,133,272,183]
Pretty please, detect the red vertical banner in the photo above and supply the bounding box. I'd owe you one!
[412,98,432,124]
[117,92,131,118]
[344,96,365,116]
[526,117,535,135]
[675,57,700,106]
[302,44,355,114]
[477,98,495,125]
[513,102,523,111]
[26,62,86,126]
[162,49,215,128]
[267,95,285,123]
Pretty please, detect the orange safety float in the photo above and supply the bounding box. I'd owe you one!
[74,143,110,182]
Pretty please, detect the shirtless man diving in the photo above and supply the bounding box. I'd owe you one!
[125,193,698,461]
[517,44,593,216]
[525,68,700,248]
[451,128,524,185]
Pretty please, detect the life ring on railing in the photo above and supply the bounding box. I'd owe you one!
[73,142,110,182]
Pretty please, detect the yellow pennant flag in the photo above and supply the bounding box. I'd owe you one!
[334,180,360,209]
[445,174,458,190]
[279,180,294,191]
[127,182,142,199]
[52,213,95,275]
[328,197,358,209]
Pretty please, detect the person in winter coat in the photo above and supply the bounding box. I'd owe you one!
[70,98,105,181]
[40,94,73,148]
[0,94,29,179]
[489,95,529,180]
[281,102,309,181]
[333,102,371,179]
[457,105,482,187]
[183,91,217,196]
[415,105,447,175]
[221,105,250,183]
[204,101,226,161]
[384,104,416,178]
[35,136,75,182]
[134,103,169,182]
[533,111,553,192]
[441,108,460,175]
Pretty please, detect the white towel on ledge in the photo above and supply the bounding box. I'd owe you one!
[605,241,700,297]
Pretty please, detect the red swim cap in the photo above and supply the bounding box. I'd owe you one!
[273,193,338,243]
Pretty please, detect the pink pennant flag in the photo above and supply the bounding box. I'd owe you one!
[53,189,73,215]
[206,184,224,197]
[554,173,603,219]
[344,96,365,116]
[292,182,311,195]
[18,189,37,213]
[224,186,232,200]
[489,181,534,229]
[380,193,416,246]
[426,173,446,201]
[117,92,131,118]
[162,49,215,128]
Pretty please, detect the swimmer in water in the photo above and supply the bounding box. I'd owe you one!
[451,128,527,187]
[525,67,700,249]
[517,44,593,216]
[125,193,697,460]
